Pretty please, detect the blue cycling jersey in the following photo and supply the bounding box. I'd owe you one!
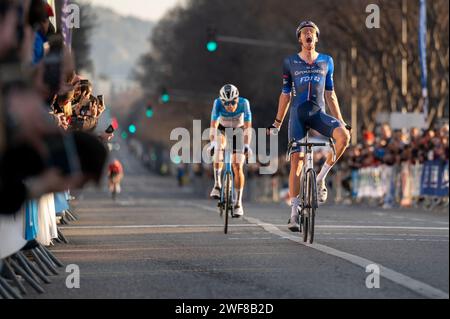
[282,53,334,113]
[283,52,341,152]
[211,97,252,128]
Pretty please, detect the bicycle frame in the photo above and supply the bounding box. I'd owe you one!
[220,146,235,204]
[303,134,314,176]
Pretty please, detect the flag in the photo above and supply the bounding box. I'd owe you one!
[61,0,73,50]
[419,0,428,120]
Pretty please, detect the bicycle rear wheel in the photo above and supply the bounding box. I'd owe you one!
[223,172,232,234]
[306,169,317,244]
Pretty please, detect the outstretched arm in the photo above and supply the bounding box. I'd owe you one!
[273,57,293,129]
[325,90,345,124]
[274,93,291,128]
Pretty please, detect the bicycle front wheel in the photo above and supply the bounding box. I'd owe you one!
[306,169,317,244]
[223,172,232,234]
[300,172,308,242]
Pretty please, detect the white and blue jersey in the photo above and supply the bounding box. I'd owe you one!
[282,53,341,152]
[211,97,252,129]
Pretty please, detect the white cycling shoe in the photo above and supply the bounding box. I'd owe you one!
[288,215,300,232]
[317,180,328,204]
[233,205,244,218]
[210,186,221,199]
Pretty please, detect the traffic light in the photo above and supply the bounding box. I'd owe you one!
[111,117,119,130]
[128,124,137,134]
[146,104,154,118]
[160,88,170,103]
[206,27,218,52]
[121,132,128,139]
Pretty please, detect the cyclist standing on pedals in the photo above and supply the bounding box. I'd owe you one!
[108,159,124,199]
[208,84,253,218]
[268,21,351,232]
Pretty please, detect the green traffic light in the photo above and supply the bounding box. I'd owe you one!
[207,41,218,52]
[146,109,154,118]
[161,94,170,103]
[121,132,128,139]
[128,124,137,134]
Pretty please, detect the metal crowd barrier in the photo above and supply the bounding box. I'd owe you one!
[0,192,77,299]
[350,160,449,209]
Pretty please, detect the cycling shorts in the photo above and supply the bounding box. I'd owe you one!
[288,101,341,154]
[217,124,245,154]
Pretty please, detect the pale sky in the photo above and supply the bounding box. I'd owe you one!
[80,0,185,21]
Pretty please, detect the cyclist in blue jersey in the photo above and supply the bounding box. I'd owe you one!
[207,84,253,217]
[269,21,351,232]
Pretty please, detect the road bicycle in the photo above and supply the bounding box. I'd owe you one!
[217,144,237,234]
[287,133,336,244]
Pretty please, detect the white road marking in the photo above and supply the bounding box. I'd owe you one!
[60,224,450,231]
[192,203,449,299]
[60,224,265,230]
[316,225,449,230]
[321,232,449,238]
[228,237,273,240]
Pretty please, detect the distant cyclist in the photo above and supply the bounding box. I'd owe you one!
[108,159,124,199]
[207,84,253,217]
[269,21,351,232]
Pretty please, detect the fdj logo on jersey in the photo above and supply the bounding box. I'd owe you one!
[299,76,321,84]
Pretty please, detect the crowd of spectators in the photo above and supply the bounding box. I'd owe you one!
[134,120,448,206]
[344,123,449,171]
[328,122,449,205]
[1,0,110,215]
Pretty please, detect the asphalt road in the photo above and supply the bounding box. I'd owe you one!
[28,148,449,299]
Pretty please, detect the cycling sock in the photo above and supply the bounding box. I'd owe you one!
[236,188,244,206]
[291,197,300,219]
[214,169,222,188]
[317,163,333,182]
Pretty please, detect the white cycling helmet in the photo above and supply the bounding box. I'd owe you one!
[219,84,239,102]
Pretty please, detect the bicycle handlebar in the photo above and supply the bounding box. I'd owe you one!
[296,142,327,147]
[286,138,337,162]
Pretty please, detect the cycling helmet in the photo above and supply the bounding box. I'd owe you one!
[296,20,320,39]
[219,84,239,102]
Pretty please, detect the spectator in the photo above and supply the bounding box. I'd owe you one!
[380,123,393,144]
[1,0,111,215]
[30,0,54,64]
[0,0,18,59]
